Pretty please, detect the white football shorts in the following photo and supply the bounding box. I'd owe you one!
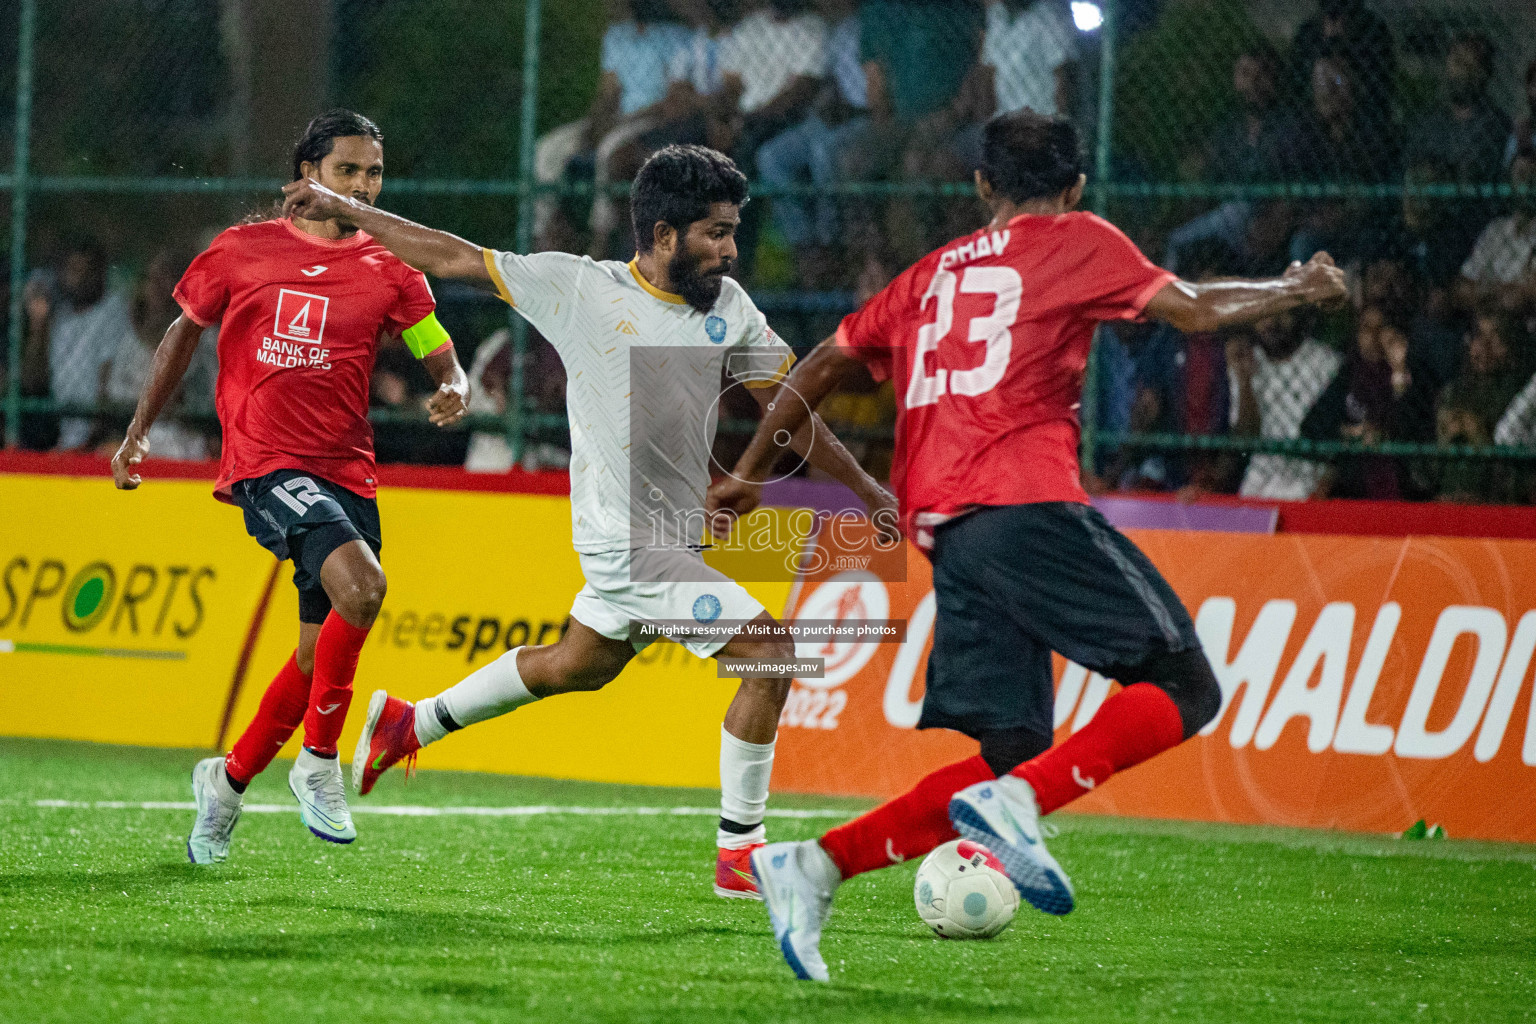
[568,547,767,658]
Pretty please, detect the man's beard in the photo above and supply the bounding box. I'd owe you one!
[669,246,729,313]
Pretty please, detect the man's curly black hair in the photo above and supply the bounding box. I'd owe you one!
[630,145,749,253]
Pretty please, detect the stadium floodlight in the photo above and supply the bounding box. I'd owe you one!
[1071,1,1103,31]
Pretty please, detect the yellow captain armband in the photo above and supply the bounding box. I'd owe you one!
[401,312,452,358]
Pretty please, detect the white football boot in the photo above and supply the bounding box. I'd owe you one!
[750,840,841,982]
[187,756,243,865]
[287,748,357,844]
[948,775,1074,915]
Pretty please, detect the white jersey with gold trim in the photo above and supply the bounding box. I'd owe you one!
[484,248,794,554]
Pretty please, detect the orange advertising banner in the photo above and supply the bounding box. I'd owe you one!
[772,527,1536,843]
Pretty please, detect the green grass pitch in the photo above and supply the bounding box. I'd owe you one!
[2,737,1534,1023]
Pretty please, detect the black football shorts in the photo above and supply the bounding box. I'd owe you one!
[921,501,1201,739]
[231,468,382,624]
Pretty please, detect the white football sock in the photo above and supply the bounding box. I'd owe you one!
[717,725,775,849]
[414,646,537,748]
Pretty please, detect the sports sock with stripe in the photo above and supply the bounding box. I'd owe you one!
[717,726,775,849]
[302,611,371,757]
[415,646,537,748]
[1013,682,1183,815]
[225,651,311,786]
[818,755,994,879]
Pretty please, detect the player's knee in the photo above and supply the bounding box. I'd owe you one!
[740,672,793,712]
[1140,647,1222,739]
[333,567,387,627]
[295,645,316,676]
[730,635,796,709]
[978,726,1053,776]
[563,662,623,693]
[1192,662,1222,733]
[544,645,626,694]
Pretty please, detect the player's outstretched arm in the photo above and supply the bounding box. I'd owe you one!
[732,385,899,542]
[281,178,491,284]
[707,335,885,531]
[112,314,205,490]
[1144,251,1347,334]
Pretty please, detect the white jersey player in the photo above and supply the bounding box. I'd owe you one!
[281,145,895,898]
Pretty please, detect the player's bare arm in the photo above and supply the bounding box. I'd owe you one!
[706,335,863,526]
[1143,252,1347,334]
[282,177,492,285]
[707,378,897,541]
[111,313,206,490]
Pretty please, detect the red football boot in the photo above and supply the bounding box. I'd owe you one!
[714,843,765,899]
[351,690,420,796]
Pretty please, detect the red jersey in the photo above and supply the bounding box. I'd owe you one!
[174,218,440,501]
[836,212,1174,549]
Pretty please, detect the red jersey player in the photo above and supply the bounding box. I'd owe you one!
[109,110,470,864]
[708,109,1346,981]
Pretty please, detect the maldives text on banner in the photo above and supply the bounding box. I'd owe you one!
[771,522,1536,843]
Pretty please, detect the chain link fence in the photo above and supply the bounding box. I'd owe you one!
[3,0,1536,503]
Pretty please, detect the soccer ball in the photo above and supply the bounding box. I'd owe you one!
[913,839,1020,939]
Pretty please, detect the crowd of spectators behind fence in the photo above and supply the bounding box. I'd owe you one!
[7,0,1536,506]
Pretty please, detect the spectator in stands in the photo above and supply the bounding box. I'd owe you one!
[1363,159,1483,289]
[1228,307,1342,499]
[1457,150,1536,313]
[22,239,132,451]
[857,0,983,137]
[532,0,692,252]
[755,0,869,286]
[1164,46,1285,274]
[1206,45,1285,184]
[1495,314,1536,450]
[712,0,831,274]
[669,0,736,105]
[1356,257,1460,433]
[716,0,828,161]
[1092,318,1184,492]
[1406,32,1510,186]
[1277,54,1398,184]
[1436,309,1531,503]
[462,329,570,473]
[1095,239,1237,492]
[1288,0,1395,115]
[1301,302,1428,499]
[896,0,1077,189]
[1278,54,1398,266]
[978,0,1079,121]
[1507,58,1536,167]
[99,248,214,461]
[850,0,985,261]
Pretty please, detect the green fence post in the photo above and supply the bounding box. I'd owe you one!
[1081,0,1116,481]
[5,0,36,449]
[508,0,543,467]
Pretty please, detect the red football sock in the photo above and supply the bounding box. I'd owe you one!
[301,611,372,757]
[820,755,994,879]
[1015,682,1184,815]
[226,652,312,785]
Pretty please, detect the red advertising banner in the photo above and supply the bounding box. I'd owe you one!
[772,526,1536,843]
